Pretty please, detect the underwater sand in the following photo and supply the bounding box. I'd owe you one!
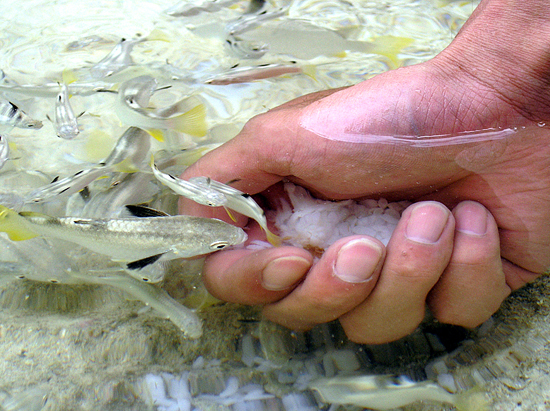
[2,0,550,410]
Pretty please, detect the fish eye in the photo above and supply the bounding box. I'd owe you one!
[210,241,229,250]
[142,277,150,282]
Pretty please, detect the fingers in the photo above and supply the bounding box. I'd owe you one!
[338,202,456,344]
[201,200,511,345]
[202,246,314,305]
[262,236,386,330]
[427,201,511,327]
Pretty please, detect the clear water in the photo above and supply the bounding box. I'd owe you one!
[0,0,489,409]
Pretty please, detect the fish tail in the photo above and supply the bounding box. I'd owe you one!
[364,35,414,67]
[0,205,39,241]
[144,28,171,43]
[302,64,317,82]
[265,229,282,247]
[112,157,140,173]
[62,68,79,85]
[146,129,165,142]
[169,104,207,137]
[454,388,490,411]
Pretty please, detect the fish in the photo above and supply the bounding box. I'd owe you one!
[150,156,227,207]
[119,75,160,108]
[66,35,109,51]
[52,83,80,139]
[0,204,247,266]
[0,98,43,129]
[70,272,203,338]
[308,374,488,411]
[115,80,207,140]
[89,30,169,79]
[0,134,9,170]
[226,7,287,36]
[25,127,151,204]
[89,37,144,79]
[182,176,280,246]
[204,62,303,85]
[225,35,268,59]
[237,20,414,64]
[0,81,111,98]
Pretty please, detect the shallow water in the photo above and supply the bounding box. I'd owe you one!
[8,0,550,410]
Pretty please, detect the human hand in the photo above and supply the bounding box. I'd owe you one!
[180,0,550,344]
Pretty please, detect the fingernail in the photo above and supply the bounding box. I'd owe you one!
[406,202,450,244]
[455,201,488,236]
[262,256,311,291]
[334,238,383,283]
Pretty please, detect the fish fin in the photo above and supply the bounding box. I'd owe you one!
[366,35,414,67]
[112,158,139,173]
[62,68,79,84]
[169,104,207,137]
[146,129,165,142]
[0,205,39,241]
[265,229,282,247]
[125,204,170,217]
[145,28,171,43]
[126,253,164,271]
[301,64,317,82]
[223,206,238,223]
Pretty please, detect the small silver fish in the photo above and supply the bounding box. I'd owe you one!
[238,20,414,62]
[226,7,287,36]
[0,204,247,265]
[66,35,108,51]
[25,127,151,204]
[0,98,43,129]
[308,374,487,411]
[120,75,160,108]
[90,37,143,79]
[185,177,280,245]
[71,272,203,338]
[225,35,268,59]
[151,157,227,207]
[115,80,207,139]
[0,134,9,170]
[204,62,302,85]
[53,83,80,139]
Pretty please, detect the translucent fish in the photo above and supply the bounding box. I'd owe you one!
[119,75,160,108]
[151,156,227,207]
[238,20,414,64]
[225,35,268,59]
[89,30,170,79]
[226,7,287,36]
[187,177,281,246]
[308,374,488,411]
[25,127,151,204]
[0,98,43,129]
[204,62,303,85]
[0,134,8,170]
[52,83,80,139]
[71,272,203,338]
[0,204,247,264]
[89,37,143,79]
[0,80,111,98]
[115,82,207,138]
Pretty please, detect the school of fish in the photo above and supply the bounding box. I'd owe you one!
[0,0,471,409]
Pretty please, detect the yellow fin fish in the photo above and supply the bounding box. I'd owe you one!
[0,205,39,241]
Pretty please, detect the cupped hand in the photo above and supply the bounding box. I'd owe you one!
[179,0,550,344]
